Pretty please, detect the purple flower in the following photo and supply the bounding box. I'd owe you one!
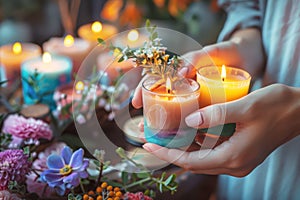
[0,190,21,200]
[0,149,31,190]
[2,114,52,141]
[41,146,89,196]
[26,142,66,198]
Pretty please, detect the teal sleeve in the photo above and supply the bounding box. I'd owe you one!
[217,0,262,41]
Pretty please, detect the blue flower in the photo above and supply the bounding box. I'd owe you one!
[41,146,89,196]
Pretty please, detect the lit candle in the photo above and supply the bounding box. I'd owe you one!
[78,21,118,44]
[21,52,72,109]
[196,65,251,147]
[197,65,251,107]
[142,76,200,148]
[43,34,92,73]
[0,42,41,83]
[112,29,148,49]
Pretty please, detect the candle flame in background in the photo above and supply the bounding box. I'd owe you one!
[92,21,102,33]
[127,29,139,42]
[43,52,52,64]
[13,42,22,54]
[75,81,84,92]
[166,77,172,94]
[64,35,74,47]
[221,65,226,81]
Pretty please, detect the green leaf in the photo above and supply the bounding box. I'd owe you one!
[23,146,30,155]
[136,172,150,179]
[121,171,129,185]
[98,38,105,45]
[164,174,176,186]
[118,56,125,62]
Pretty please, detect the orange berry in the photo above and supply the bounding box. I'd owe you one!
[96,196,103,200]
[114,187,120,192]
[115,191,122,197]
[109,191,114,197]
[114,197,120,200]
[88,190,95,195]
[101,182,108,188]
[88,197,94,200]
[107,198,113,200]
[107,185,113,191]
[83,194,89,200]
[96,187,102,193]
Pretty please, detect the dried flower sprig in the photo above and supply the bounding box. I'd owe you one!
[98,19,183,84]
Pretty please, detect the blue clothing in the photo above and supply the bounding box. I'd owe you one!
[217,0,300,199]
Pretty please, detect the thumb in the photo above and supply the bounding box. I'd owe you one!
[185,99,246,128]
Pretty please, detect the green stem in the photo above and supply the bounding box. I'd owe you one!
[80,179,85,193]
[125,177,152,190]
[96,162,104,188]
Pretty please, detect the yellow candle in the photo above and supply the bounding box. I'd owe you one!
[0,42,41,82]
[196,65,251,147]
[78,21,118,44]
[142,76,200,148]
[43,35,92,73]
[197,65,251,107]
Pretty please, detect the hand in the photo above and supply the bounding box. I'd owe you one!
[143,84,300,177]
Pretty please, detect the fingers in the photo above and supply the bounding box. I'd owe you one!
[142,143,229,172]
[185,99,246,128]
[131,85,142,109]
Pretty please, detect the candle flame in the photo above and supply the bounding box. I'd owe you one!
[166,77,172,94]
[127,29,139,42]
[13,42,22,54]
[92,21,102,33]
[64,34,74,47]
[43,52,52,64]
[221,65,226,81]
[75,81,84,91]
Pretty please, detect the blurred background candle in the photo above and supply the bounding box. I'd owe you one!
[196,65,251,147]
[43,34,92,73]
[142,76,200,148]
[112,29,148,49]
[0,42,41,84]
[78,21,117,44]
[21,52,72,109]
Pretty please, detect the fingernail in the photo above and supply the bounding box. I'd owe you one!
[143,143,152,152]
[185,112,203,127]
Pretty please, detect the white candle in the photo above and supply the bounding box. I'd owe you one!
[43,35,92,72]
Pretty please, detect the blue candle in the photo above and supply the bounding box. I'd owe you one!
[21,53,72,109]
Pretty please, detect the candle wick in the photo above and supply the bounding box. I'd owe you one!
[222,77,225,82]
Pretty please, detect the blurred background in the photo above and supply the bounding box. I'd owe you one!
[0,0,225,46]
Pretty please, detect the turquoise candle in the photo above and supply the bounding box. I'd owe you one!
[21,53,72,109]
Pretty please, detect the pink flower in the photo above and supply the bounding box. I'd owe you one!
[26,142,66,198]
[124,192,153,200]
[0,149,31,190]
[0,190,21,200]
[2,114,52,140]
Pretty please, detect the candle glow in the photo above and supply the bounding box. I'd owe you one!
[13,42,22,54]
[42,52,52,64]
[91,21,102,33]
[166,77,172,94]
[127,29,139,42]
[64,35,75,47]
[75,81,84,92]
[221,65,226,81]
